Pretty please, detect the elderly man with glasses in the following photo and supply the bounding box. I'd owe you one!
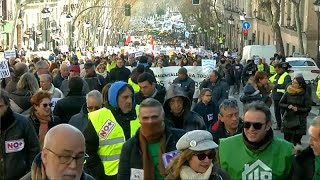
[21,124,94,180]
[219,101,293,180]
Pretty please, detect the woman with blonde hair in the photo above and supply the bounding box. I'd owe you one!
[165,130,229,180]
[9,72,39,115]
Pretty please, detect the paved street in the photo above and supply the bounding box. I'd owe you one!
[230,94,318,148]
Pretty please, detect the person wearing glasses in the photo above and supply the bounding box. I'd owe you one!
[279,76,312,145]
[210,99,243,144]
[165,130,229,180]
[69,90,103,132]
[0,89,40,180]
[219,101,293,179]
[21,124,94,180]
[29,91,61,148]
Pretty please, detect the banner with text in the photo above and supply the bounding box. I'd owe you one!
[150,66,209,98]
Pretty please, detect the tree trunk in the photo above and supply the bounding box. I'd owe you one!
[294,2,304,54]
[273,22,285,56]
[9,6,20,49]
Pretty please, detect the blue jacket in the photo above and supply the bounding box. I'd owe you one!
[192,101,218,130]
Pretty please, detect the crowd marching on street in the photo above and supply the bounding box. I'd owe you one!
[2,46,320,180]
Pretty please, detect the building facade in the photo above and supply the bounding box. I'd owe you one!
[222,0,318,59]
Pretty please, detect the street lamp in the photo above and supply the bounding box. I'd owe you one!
[41,7,51,50]
[66,13,73,50]
[314,0,320,65]
[228,14,234,50]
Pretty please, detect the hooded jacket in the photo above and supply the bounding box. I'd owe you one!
[21,153,95,180]
[135,84,166,105]
[84,82,138,179]
[163,85,206,131]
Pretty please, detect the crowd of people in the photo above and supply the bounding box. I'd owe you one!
[0,49,319,180]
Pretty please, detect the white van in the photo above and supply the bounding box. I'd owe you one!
[241,45,277,65]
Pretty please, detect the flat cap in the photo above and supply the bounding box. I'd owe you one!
[176,130,218,151]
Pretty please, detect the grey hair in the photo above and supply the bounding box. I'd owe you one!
[244,101,271,122]
[39,74,52,82]
[311,116,320,128]
[139,98,164,113]
[16,72,39,94]
[86,90,103,107]
[35,60,48,70]
[219,99,239,115]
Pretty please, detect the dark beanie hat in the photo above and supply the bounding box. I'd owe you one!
[178,67,188,75]
[69,77,83,93]
[139,56,148,63]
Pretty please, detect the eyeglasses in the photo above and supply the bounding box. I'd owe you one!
[194,152,215,161]
[45,148,89,165]
[42,103,53,108]
[243,121,266,130]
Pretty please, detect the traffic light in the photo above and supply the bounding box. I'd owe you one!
[125,4,131,16]
[243,29,248,40]
[192,0,200,5]
[252,33,256,43]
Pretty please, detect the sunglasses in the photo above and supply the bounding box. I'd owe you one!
[42,103,53,108]
[195,152,215,161]
[243,122,266,130]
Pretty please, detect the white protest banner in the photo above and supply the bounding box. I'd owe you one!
[4,50,16,59]
[135,51,143,58]
[0,59,10,78]
[150,66,208,98]
[51,98,61,111]
[201,59,216,74]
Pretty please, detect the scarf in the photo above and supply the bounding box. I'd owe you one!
[243,129,273,152]
[34,111,51,148]
[180,163,213,180]
[287,85,304,95]
[138,128,166,180]
[314,156,320,180]
[31,155,47,180]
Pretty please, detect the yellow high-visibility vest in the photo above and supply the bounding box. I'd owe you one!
[128,78,140,93]
[107,61,117,72]
[269,65,275,75]
[257,64,264,71]
[88,106,140,176]
[316,80,320,100]
[269,72,289,94]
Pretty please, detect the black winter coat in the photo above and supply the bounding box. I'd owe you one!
[9,90,33,111]
[163,85,206,131]
[69,104,90,132]
[109,66,131,83]
[117,127,186,180]
[291,147,315,180]
[135,84,166,105]
[173,76,195,101]
[199,78,229,106]
[53,72,66,88]
[192,101,218,130]
[279,89,312,135]
[84,73,107,92]
[53,93,86,123]
[0,109,40,180]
